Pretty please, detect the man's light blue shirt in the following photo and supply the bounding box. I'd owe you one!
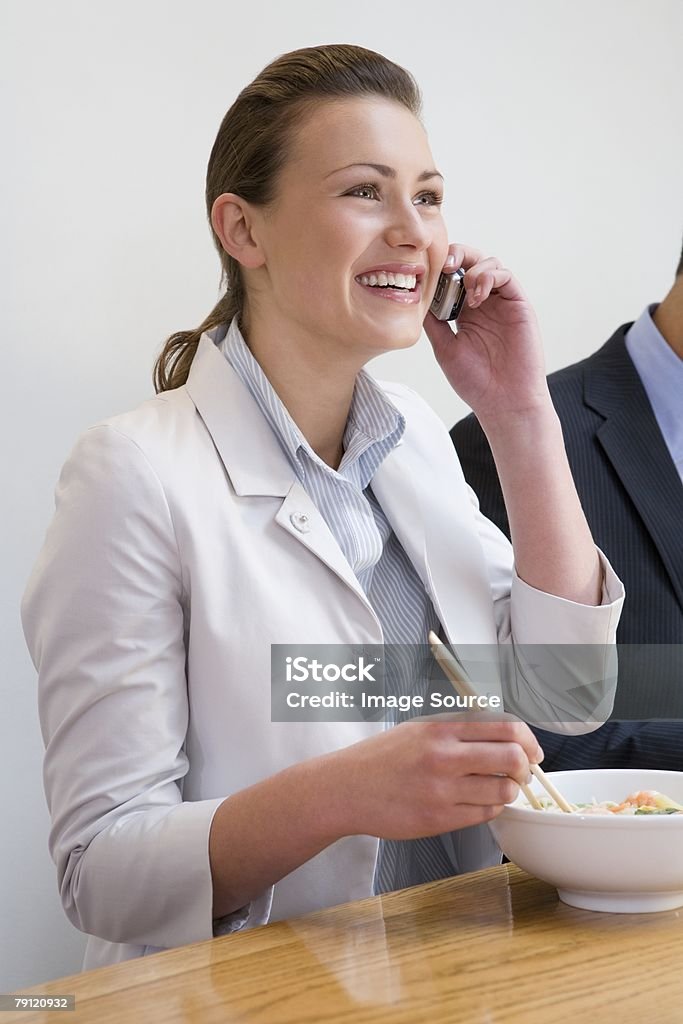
[625,304,683,481]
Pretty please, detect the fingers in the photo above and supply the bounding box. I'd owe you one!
[414,798,507,837]
[456,773,522,807]
[421,716,544,766]
[440,243,523,306]
[352,717,544,839]
[449,740,532,787]
[439,804,506,830]
[442,242,485,272]
[465,264,513,308]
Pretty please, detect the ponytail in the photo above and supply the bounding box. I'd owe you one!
[153,284,241,393]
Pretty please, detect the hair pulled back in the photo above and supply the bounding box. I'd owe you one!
[153,43,422,392]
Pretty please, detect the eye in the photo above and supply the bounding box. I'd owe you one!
[345,183,444,207]
[346,183,381,200]
[415,190,443,207]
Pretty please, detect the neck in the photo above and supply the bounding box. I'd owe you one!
[652,276,683,359]
[240,312,366,470]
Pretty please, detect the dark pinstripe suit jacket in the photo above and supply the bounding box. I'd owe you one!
[450,323,683,770]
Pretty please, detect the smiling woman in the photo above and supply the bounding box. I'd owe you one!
[21,43,624,974]
[208,97,448,392]
[154,47,435,394]
[156,68,452,468]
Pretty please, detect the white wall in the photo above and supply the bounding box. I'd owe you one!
[2,0,681,989]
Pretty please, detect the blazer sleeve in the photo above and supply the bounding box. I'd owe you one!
[447,408,624,728]
[21,424,266,949]
[465,480,624,731]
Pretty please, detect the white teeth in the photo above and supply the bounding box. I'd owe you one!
[357,271,418,290]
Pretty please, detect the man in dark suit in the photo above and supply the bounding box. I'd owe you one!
[451,246,683,769]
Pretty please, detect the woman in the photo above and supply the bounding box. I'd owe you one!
[22,44,623,970]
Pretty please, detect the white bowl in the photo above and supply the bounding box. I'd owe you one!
[488,768,683,913]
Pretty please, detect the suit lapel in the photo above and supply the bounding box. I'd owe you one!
[371,401,498,646]
[584,327,683,608]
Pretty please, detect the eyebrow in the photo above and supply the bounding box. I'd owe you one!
[326,162,444,182]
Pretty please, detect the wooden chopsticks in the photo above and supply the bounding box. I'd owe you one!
[527,765,574,814]
[428,631,573,814]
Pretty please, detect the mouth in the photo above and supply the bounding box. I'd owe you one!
[353,267,425,306]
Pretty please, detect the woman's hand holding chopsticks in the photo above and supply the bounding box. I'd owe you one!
[208,713,542,919]
[330,715,544,840]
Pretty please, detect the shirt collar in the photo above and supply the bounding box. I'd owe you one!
[212,318,405,482]
[625,304,683,460]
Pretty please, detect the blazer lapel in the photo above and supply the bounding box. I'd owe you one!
[274,484,377,609]
[187,334,498,642]
[185,333,375,611]
[371,406,498,646]
[584,326,683,608]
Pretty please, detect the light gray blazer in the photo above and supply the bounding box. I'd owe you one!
[22,331,624,969]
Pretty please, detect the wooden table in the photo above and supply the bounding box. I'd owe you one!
[6,864,683,1024]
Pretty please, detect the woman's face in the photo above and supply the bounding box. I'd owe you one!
[244,96,449,361]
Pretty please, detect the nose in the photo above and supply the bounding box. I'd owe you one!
[383,198,433,251]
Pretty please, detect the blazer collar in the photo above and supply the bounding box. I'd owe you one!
[186,332,295,497]
[185,331,497,643]
[583,324,683,607]
[185,333,378,611]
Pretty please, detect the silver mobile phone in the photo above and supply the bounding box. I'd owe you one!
[430,268,467,321]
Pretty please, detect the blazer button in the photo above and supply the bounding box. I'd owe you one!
[290,511,311,533]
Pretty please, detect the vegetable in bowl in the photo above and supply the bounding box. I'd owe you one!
[530,789,683,815]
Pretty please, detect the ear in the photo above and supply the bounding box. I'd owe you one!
[210,193,265,270]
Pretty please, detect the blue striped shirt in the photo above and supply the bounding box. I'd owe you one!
[216,318,456,890]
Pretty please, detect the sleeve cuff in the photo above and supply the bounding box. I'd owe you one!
[213,888,274,937]
[511,546,624,645]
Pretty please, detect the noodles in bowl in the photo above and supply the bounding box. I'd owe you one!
[531,789,683,815]
[488,768,683,912]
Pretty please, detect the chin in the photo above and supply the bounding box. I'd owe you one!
[364,313,424,345]
[374,325,423,353]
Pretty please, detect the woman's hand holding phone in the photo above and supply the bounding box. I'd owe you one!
[423,243,552,433]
